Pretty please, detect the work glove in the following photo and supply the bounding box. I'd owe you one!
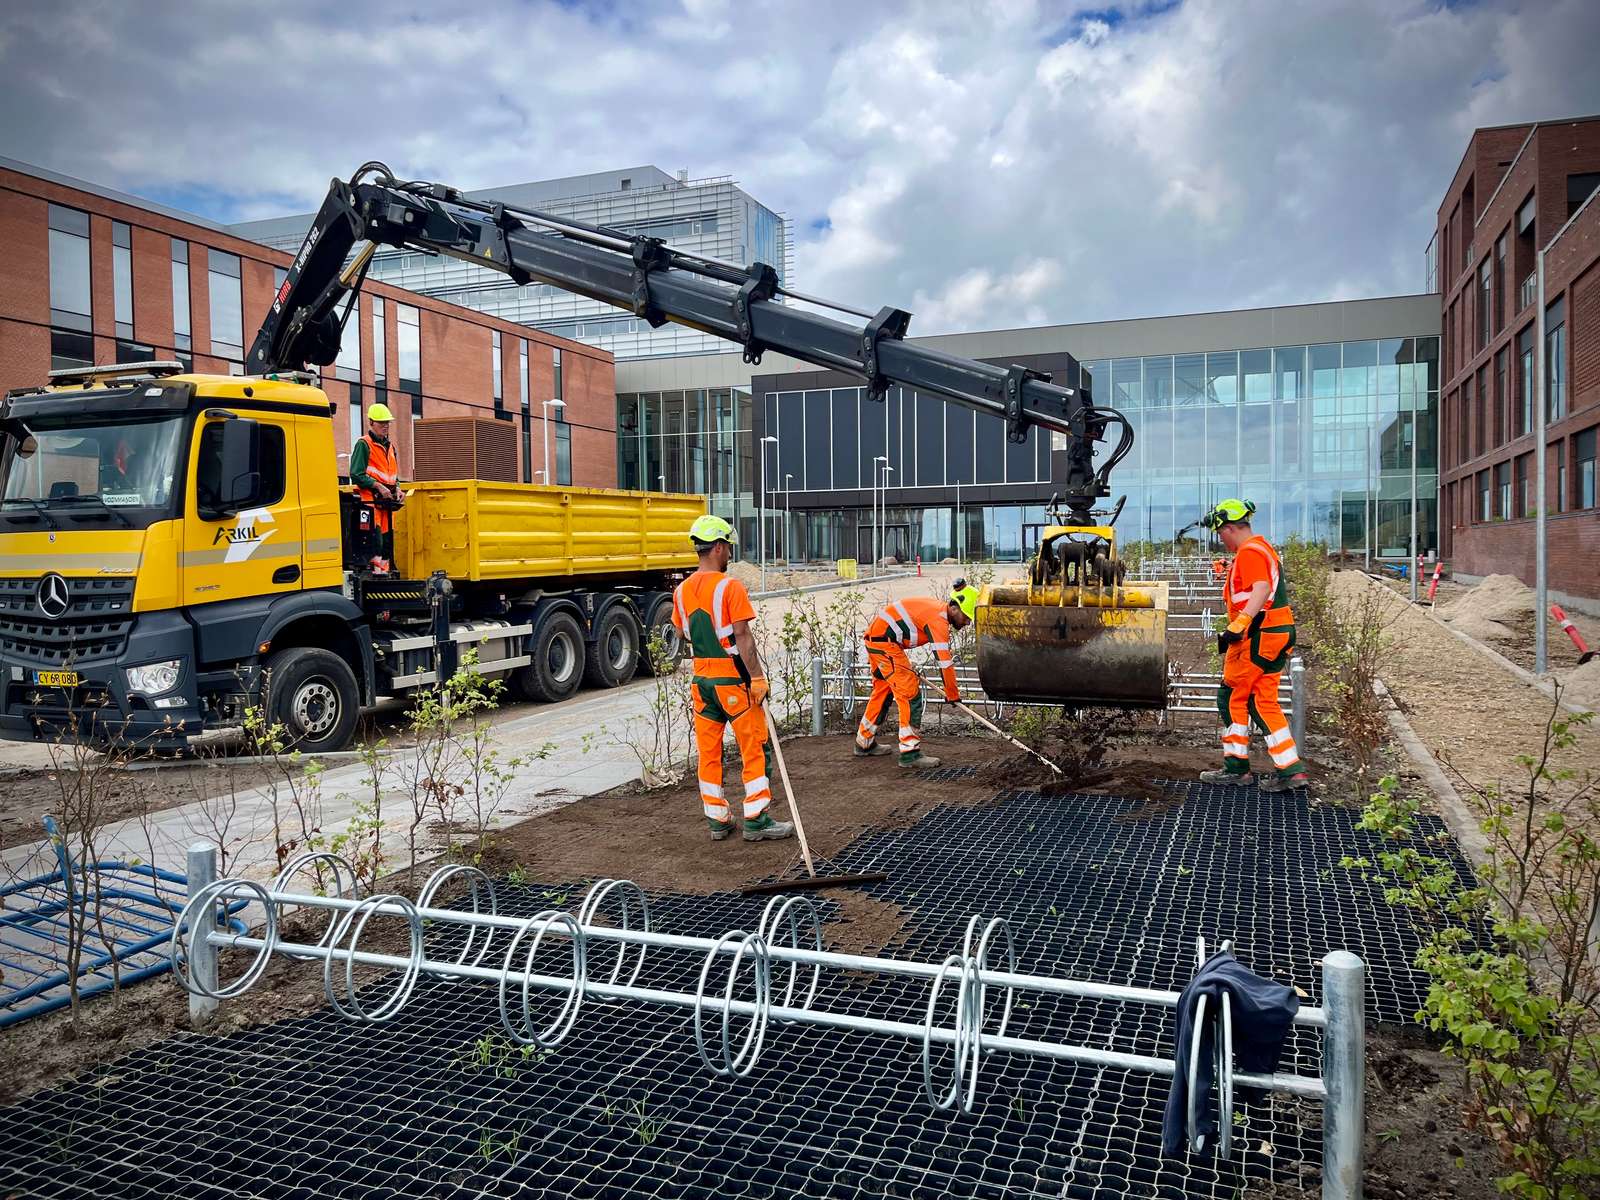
[1217,614,1251,651]
[749,678,770,708]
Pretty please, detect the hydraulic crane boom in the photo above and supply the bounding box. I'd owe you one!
[250,162,1132,525]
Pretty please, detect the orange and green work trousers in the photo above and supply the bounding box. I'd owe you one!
[1217,535,1304,779]
[672,571,774,825]
[856,596,957,763]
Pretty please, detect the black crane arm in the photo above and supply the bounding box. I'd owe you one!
[248,163,1132,523]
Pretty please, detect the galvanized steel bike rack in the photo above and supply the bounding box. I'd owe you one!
[173,849,1366,1200]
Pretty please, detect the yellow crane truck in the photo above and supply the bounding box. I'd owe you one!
[0,360,702,753]
[0,159,1164,754]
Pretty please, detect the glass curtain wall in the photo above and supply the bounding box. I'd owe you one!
[616,388,755,549]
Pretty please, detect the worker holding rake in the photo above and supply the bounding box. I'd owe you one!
[854,584,979,768]
[672,516,795,844]
[1199,499,1309,793]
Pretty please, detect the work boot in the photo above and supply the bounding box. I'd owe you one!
[854,741,892,757]
[1258,772,1310,793]
[899,751,942,769]
[708,819,735,841]
[1199,768,1254,787]
[742,814,794,841]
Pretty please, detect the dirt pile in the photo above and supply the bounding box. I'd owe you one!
[1560,657,1600,713]
[1438,573,1534,641]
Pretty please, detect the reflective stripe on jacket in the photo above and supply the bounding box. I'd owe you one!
[673,570,751,681]
[864,595,957,692]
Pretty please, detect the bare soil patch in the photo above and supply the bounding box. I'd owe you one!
[822,891,911,956]
[1245,1025,1503,1199]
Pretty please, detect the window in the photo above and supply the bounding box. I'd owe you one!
[371,297,386,381]
[171,240,191,352]
[491,330,503,415]
[49,329,94,371]
[518,339,529,408]
[1517,326,1534,437]
[555,423,572,486]
[1174,353,1205,404]
[1495,349,1508,446]
[207,249,243,358]
[1514,453,1530,518]
[333,299,361,381]
[1274,346,1305,399]
[1578,428,1597,509]
[1569,172,1600,219]
[1494,234,1507,332]
[1545,297,1565,423]
[347,383,363,453]
[1495,462,1511,518]
[1241,349,1271,403]
[552,347,563,399]
[112,221,134,340]
[1479,469,1490,522]
[1476,366,1487,455]
[1517,194,1535,235]
[47,204,92,332]
[273,266,287,293]
[195,421,287,513]
[1460,377,1473,462]
[1478,259,1492,350]
[1556,442,1567,513]
[397,304,420,393]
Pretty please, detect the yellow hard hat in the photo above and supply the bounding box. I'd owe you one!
[367,402,394,423]
[950,582,980,622]
[688,514,736,547]
[1201,497,1255,530]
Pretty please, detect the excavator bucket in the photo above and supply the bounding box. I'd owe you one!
[974,527,1168,709]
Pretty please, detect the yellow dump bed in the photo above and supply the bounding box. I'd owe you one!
[393,480,704,583]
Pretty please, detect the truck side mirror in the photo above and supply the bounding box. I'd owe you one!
[199,417,261,518]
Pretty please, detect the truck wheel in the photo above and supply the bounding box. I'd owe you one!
[639,596,685,676]
[265,646,360,754]
[511,612,586,703]
[583,606,640,689]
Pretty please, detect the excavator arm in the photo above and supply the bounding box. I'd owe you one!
[249,162,1132,526]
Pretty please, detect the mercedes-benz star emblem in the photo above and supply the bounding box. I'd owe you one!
[36,574,69,619]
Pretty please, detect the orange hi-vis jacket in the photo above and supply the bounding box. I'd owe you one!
[354,435,400,534]
[864,596,957,697]
[672,569,755,683]
[1224,535,1296,673]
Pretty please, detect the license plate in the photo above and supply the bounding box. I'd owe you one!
[34,670,78,687]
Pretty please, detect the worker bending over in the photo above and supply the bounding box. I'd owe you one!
[671,516,794,843]
[349,402,403,572]
[1199,499,1309,792]
[854,584,979,768]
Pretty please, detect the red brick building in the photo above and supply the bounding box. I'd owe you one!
[0,157,617,487]
[1435,117,1600,598]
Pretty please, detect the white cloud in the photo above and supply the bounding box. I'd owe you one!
[2,0,1598,336]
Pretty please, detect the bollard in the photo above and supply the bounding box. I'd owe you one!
[811,656,825,735]
[186,843,220,1028]
[1321,951,1366,1200]
[1289,656,1307,748]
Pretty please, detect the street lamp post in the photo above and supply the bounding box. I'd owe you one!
[871,455,887,577]
[783,472,793,565]
[541,398,566,484]
[880,464,895,567]
[954,478,963,563]
[759,434,778,592]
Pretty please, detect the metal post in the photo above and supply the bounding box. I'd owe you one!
[1409,387,1419,603]
[186,842,219,1027]
[759,439,769,593]
[811,656,824,736]
[1289,655,1307,748]
[1320,950,1366,1200]
[1534,248,1548,675]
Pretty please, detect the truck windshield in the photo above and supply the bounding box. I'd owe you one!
[0,416,186,525]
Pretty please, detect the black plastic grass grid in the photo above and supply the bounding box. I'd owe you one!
[0,780,1468,1200]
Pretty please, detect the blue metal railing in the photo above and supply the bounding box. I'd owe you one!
[1,818,243,1027]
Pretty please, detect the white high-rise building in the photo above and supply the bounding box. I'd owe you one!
[230,166,791,361]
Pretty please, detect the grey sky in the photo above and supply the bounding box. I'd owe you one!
[2,0,1597,334]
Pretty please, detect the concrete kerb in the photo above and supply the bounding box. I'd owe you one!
[751,570,913,601]
[1370,678,1490,869]
[1356,572,1591,719]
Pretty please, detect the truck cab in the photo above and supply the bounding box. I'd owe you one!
[0,361,372,752]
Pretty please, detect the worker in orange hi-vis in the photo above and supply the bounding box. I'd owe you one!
[671,515,794,844]
[1199,499,1309,793]
[854,584,978,769]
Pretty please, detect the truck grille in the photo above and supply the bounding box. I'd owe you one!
[0,576,136,666]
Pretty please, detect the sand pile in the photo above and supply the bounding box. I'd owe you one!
[1439,573,1536,625]
[1560,658,1600,713]
[1448,614,1516,642]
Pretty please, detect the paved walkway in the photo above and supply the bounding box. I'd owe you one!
[1,565,987,884]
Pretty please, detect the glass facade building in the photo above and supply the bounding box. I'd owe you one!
[231,168,791,362]
[615,298,1442,564]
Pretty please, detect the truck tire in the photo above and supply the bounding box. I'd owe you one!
[583,605,640,689]
[511,611,586,703]
[639,595,685,676]
[265,646,361,754]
